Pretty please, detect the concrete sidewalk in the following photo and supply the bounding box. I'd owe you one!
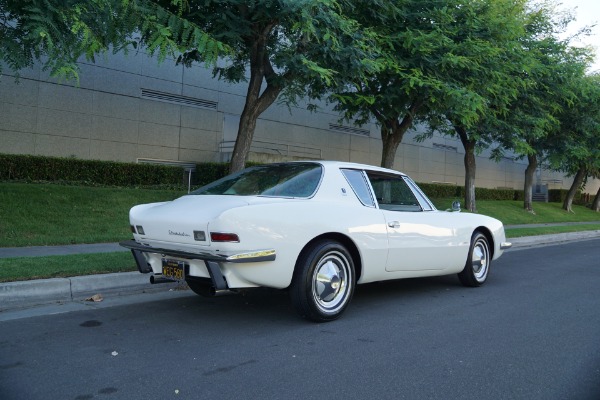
[1,228,599,313]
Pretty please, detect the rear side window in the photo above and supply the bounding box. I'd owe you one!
[341,169,375,207]
[366,172,422,212]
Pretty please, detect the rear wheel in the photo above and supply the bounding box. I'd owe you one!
[458,231,491,287]
[290,240,355,322]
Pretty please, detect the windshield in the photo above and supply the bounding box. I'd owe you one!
[190,163,323,197]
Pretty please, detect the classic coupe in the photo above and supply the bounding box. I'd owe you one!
[121,161,511,321]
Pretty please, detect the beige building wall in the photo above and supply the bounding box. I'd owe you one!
[1,52,598,194]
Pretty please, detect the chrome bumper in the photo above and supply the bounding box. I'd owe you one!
[500,242,512,250]
[119,240,276,263]
[119,240,276,291]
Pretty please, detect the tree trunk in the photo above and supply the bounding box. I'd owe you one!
[380,119,409,169]
[592,185,600,212]
[523,154,537,213]
[562,166,586,212]
[455,125,477,213]
[229,26,282,173]
[376,101,421,169]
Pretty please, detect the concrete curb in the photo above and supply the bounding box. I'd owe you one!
[509,230,600,249]
[0,272,178,312]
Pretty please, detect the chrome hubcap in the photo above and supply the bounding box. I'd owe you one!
[471,239,489,282]
[312,251,350,312]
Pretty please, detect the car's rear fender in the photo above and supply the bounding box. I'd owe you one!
[295,232,363,284]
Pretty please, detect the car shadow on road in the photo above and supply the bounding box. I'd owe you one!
[125,274,471,325]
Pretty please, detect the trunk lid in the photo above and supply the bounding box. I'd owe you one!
[130,195,251,246]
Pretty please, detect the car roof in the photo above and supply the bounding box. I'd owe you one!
[286,160,407,177]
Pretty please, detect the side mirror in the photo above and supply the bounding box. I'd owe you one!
[451,201,461,212]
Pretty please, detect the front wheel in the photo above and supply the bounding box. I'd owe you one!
[458,231,491,287]
[290,240,355,322]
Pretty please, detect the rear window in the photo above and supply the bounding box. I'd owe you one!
[190,163,323,198]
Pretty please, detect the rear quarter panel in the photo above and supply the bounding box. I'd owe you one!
[210,196,389,289]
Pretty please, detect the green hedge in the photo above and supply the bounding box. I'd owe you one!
[0,154,229,188]
[417,182,459,198]
[418,182,523,201]
[548,189,589,205]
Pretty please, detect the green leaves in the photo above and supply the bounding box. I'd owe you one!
[0,0,229,80]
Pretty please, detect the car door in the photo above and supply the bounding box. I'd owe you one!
[364,171,464,272]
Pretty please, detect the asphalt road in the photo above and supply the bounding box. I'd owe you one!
[1,240,599,400]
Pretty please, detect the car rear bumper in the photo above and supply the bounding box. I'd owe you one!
[119,240,276,263]
[119,240,276,291]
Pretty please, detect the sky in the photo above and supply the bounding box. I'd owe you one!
[560,0,600,73]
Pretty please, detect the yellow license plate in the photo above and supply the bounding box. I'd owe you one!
[162,259,185,281]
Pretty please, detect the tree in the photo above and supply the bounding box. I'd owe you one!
[592,183,600,212]
[328,0,532,213]
[157,0,380,172]
[329,0,494,170]
[421,0,530,212]
[547,74,600,212]
[489,3,592,213]
[327,0,436,169]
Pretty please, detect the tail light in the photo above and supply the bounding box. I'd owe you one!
[210,232,240,242]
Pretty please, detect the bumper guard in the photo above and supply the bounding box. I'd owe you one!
[119,240,276,291]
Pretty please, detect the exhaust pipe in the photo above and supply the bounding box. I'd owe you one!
[150,275,175,284]
[210,286,236,297]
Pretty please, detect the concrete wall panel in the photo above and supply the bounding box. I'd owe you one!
[181,107,221,132]
[138,122,180,148]
[94,68,141,97]
[0,103,38,132]
[89,140,138,162]
[0,131,36,154]
[139,99,181,126]
[38,83,93,114]
[35,135,90,158]
[91,115,139,143]
[0,78,39,107]
[92,91,139,121]
[182,64,221,92]
[140,55,182,83]
[178,148,219,163]
[137,144,179,161]
[179,127,218,152]
[36,109,92,139]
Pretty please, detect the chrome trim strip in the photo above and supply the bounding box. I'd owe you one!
[119,240,276,263]
[225,249,276,262]
[500,242,512,250]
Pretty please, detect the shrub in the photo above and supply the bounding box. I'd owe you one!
[548,189,588,205]
[417,182,460,198]
[0,153,231,188]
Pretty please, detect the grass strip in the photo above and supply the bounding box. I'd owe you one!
[505,224,600,238]
[2,182,600,248]
[432,198,600,225]
[0,182,185,247]
[0,252,136,282]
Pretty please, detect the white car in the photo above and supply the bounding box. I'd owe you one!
[121,161,511,321]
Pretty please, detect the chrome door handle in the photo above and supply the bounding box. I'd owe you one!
[388,221,400,228]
